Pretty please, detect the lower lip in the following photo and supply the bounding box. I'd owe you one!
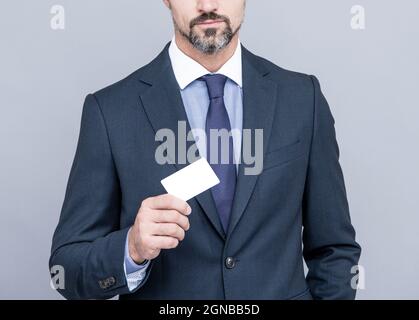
[197,20,225,26]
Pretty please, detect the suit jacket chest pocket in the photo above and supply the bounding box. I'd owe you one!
[263,139,307,172]
[255,137,309,203]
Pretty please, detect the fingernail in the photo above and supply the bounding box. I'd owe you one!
[186,205,192,215]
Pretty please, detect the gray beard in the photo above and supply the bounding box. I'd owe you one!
[176,22,240,55]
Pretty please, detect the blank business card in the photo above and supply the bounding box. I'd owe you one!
[161,158,220,201]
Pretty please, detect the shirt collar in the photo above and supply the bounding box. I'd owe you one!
[168,36,242,90]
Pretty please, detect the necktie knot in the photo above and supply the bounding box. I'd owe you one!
[201,74,228,99]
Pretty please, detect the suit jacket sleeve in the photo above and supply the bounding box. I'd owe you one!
[302,76,362,300]
[49,94,149,299]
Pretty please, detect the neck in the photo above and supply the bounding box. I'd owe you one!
[174,30,239,73]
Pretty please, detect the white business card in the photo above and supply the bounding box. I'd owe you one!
[161,158,220,201]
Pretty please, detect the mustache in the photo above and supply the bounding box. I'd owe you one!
[190,12,231,28]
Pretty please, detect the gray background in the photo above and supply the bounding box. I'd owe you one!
[0,0,418,299]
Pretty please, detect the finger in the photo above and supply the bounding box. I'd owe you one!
[149,235,180,250]
[152,210,190,231]
[151,223,185,241]
[147,194,191,216]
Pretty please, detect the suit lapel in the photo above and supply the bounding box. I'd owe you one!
[138,44,226,240]
[226,47,279,238]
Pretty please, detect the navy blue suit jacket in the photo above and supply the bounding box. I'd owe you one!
[50,43,361,300]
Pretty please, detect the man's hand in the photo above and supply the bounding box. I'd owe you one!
[128,194,191,264]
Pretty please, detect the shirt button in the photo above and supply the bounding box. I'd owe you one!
[225,257,236,269]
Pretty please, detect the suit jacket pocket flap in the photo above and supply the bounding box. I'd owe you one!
[263,140,305,170]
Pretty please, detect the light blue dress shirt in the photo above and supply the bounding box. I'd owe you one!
[123,39,243,292]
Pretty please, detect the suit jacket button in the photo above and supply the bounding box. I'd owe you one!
[99,276,116,290]
[225,257,236,269]
[108,276,116,286]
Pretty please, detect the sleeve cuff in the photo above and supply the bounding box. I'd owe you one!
[123,228,151,291]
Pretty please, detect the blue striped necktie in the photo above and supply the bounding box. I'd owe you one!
[200,74,237,233]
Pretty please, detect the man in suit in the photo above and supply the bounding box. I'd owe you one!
[50,0,361,300]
